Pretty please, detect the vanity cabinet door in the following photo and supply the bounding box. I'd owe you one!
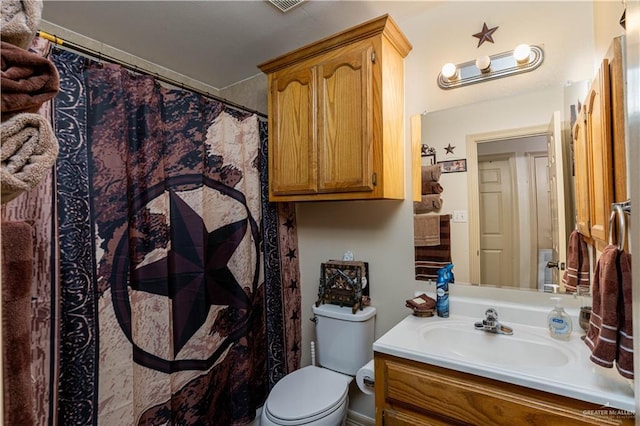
[375,353,631,426]
[382,408,447,426]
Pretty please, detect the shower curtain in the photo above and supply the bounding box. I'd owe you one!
[6,45,300,425]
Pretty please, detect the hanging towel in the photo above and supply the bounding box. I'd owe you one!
[421,180,443,195]
[1,41,60,120]
[616,250,633,379]
[414,214,440,246]
[1,112,59,203]
[415,215,451,281]
[562,229,590,293]
[0,0,43,49]
[414,194,442,213]
[586,245,635,379]
[584,244,622,370]
[421,164,441,183]
[1,221,35,425]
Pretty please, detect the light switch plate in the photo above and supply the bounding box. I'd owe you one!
[453,210,468,223]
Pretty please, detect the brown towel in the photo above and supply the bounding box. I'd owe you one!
[415,215,451,281]
[421,164,441,183]
[562,230,590,293]
[421,180,443,195]
[1,112,59,203]
[616,250,633,379]
[414,214,440,246]
[1,221,35,425]
[1,41,60,120]
[584,245,635,379]
[405,294,436,315]
[414,194,442,213]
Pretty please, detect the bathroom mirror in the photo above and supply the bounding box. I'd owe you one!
[409,0,626,295]
[417,82,589,292]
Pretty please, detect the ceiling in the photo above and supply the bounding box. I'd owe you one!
[41,1,440,90]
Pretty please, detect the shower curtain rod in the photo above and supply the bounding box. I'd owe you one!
[37,30,267,119]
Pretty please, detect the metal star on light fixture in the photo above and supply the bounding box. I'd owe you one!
[445,143,456,154]
[473,22,498,47]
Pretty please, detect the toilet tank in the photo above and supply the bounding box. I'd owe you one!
[312,304,376,376]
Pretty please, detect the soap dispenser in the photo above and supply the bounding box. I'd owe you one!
[547,297,573,340]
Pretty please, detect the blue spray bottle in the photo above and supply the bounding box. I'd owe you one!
[436,263,454,318]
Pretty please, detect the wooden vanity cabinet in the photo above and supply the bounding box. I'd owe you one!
[258,15,411,202]
[375,353,633,426]
[574,36,627,248]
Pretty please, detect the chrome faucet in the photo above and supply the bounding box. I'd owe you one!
[474,308,513,335]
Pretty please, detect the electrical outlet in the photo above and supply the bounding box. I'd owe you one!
[453,210,468,223]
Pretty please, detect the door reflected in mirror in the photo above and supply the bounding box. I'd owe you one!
[475,132,558,290]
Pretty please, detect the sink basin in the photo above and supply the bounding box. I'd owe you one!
[420,320,574,367]
[373,306,635,412]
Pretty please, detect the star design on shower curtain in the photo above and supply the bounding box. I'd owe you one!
[131,190,251,356]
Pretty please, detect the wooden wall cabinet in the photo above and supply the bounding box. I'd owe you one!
[258,15,412,202]
[374,353,633,426]
[573,105,592,239]
[573,36,626,247]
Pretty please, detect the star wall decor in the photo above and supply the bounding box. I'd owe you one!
[473,22,499,47]
[445,143,456,154]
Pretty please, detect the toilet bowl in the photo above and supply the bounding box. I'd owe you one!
[260,365,351,426]
[261,304,376,426]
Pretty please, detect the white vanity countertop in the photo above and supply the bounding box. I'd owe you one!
[373,308,635,412]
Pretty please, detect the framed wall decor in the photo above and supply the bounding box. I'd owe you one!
[438,159,467,173]
[316,260,370,313]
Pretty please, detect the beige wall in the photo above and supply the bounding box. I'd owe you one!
[593,0,627,65]
[218,73,268,116]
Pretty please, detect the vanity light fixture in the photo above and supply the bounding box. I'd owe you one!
[437,44,544,89]
[475,55,491,72]
[441,62,458,81]
[513,44,532,63]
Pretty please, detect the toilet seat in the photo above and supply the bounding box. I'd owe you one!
[264,365,351,424]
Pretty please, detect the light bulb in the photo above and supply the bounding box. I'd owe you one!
[475,55,491,72]
[441,63,457,80]
[513,44,531,63]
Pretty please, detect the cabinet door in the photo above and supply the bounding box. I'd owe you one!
[316,42,374,193]
[382,408,446,426]
[585,60,613,244]
[270,67,317,196]
[573,106,591,239]
[607,37,627,203]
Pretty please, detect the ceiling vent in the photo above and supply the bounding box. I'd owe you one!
[267,0,304,13]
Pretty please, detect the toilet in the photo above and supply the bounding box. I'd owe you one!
[261,303,376,426]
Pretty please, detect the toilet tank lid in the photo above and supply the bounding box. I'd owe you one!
[312,304,376,321]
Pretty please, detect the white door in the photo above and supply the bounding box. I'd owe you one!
[547,111,568,288]
[479,156,516,286]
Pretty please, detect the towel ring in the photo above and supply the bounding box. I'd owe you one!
[608,204,626,250]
